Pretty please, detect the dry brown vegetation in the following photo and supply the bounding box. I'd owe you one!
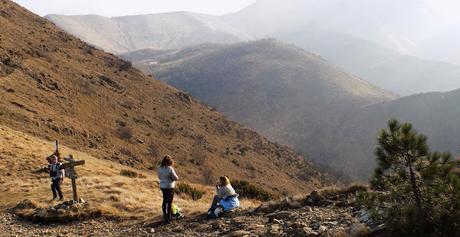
[174,182,205,200]
[0,125,259,220]
[0,0,329,195]
[119,169,146,178]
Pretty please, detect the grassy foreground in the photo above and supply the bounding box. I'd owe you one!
[0,125,258,221]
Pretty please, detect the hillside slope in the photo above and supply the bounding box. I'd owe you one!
[334,88,460,176]
[121,40,396,178]
[46,12,252,54]
[0,124,228,218]
[0,0,326,194]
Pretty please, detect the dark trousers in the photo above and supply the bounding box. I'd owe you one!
[161,188,174,221]
[211,195,221,208]
[51,178,63,199]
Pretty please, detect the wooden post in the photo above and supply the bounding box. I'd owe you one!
[55,140,60,159]
[62,154,85,202]
[71,176,78,201]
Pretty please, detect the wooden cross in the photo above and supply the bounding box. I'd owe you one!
[61,154,85,202]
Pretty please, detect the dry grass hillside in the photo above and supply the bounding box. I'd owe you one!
[0,124,259,219]
[0,0,328,195]
[0,125,371,237]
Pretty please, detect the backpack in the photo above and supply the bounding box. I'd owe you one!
[49,163,61,178]
[171,203,184,219]
[207,205,224,218]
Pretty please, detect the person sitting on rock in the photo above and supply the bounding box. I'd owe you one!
[48,155,65,200]
[210,176,240,212]
[157,155,179,224]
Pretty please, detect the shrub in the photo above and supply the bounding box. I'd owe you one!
[304,184,368,206]
[148,144,159,157]
[119,169,146,179]
[203,168,214,185]
[117,126,133,140]
[319,184,368,199]
[232,180,278,201]
[190,148,206,165]
[174,182,205,200]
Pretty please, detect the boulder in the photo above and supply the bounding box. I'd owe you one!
[305,191,324,206]
[267,211,294,221]
[228,230,250,237]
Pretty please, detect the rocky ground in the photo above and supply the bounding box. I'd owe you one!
[0,197,373,237]
[0,212,128,237]
[143,206,368,237]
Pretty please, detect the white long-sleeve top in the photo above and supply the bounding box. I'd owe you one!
[157,166,179,189]
[217,184,236,199]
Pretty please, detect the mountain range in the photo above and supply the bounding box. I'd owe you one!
[46,12,251,54]
[46,0,460,96]
[122,40,460,179]
[121,39,396,178]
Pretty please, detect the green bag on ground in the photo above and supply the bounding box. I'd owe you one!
[171,203,184,219]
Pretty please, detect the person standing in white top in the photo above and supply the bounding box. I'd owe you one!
[157,155,179,224]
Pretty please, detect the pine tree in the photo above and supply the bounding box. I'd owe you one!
[363,119,460,237]
[371,119,428,212]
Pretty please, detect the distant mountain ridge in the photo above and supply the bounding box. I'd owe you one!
[225,0,460,65]
[223,0,460,95]
[46,1,460,95]
[273,27,460,95]
[122,40,460,179]
[46,12,252,54]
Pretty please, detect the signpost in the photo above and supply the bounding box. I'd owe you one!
[62,154,85,202]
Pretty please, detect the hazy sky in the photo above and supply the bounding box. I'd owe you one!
[12,0,256,16]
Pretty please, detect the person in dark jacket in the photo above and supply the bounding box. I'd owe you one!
[157,155,179,224]
[48,155,65,200]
